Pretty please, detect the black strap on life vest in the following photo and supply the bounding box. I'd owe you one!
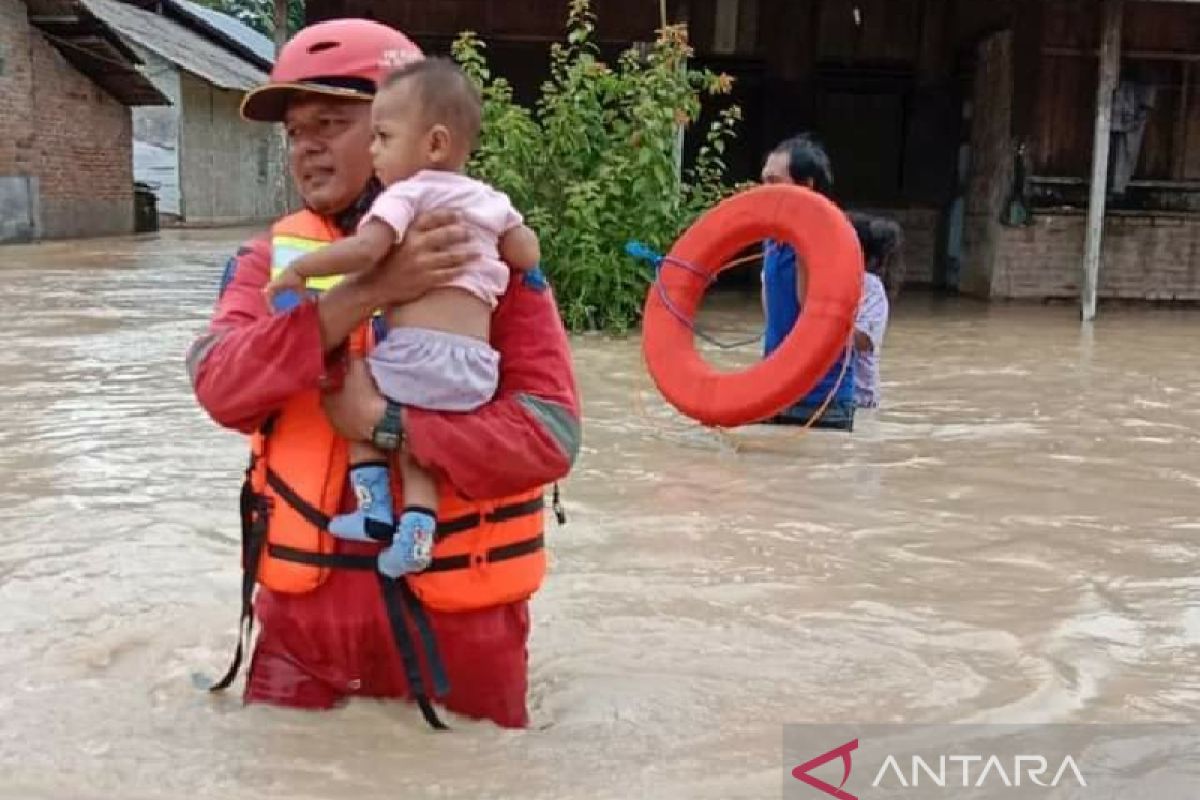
[264,468,332,532]
[209,416,278,694]
[265,466,546,554]
[209,453,269,693]
[552,483,567,525]
[378,573,450,730]
[423,534,546,573]
[433,494,547,538]
[233,466,543,729]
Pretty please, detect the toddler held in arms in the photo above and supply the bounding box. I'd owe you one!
[265,57,540,577]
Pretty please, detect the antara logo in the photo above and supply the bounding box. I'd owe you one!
[790,740,1088,796]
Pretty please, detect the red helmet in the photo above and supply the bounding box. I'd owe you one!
[241,19,424,122]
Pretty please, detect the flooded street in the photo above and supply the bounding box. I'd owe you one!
[0,228,1197,799]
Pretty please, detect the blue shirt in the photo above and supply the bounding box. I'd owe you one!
[761,242,889,409]
[762,239,800,357]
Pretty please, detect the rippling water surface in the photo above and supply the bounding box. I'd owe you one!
[0,229,1197,799]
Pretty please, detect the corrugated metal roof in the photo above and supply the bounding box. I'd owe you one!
[26,0,170,106]
[80,0,267,91]
[176,0,275,65]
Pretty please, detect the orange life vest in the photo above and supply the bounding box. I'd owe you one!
[213,210,548,729]
[253,209,548,612]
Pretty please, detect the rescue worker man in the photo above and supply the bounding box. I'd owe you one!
[187,19,580,729]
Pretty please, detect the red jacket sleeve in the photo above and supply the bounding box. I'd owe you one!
[405,271,582,499]
[186,236,328,434]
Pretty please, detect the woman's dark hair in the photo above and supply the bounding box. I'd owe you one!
[771,133,834,195]
[848,212,905,300]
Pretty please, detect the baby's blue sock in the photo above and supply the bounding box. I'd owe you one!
[377,506,436,578]
[328,462,395,542]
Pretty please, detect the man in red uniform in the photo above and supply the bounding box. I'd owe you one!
[187,19,580,729]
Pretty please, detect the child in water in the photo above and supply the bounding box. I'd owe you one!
[845,212,902,409]
[265,57,540,577]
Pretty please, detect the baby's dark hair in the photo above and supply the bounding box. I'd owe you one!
[770,133,834,195]
[848,212,905,300]
[381,57,482,151]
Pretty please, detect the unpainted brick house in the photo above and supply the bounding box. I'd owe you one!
[1,0,287,241]
[1,0,165,240]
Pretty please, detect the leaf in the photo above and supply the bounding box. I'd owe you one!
[460,0,741,332]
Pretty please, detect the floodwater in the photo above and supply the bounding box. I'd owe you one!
[0,228,1197,800]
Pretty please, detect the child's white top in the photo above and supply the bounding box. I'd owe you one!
[361,169,522,308]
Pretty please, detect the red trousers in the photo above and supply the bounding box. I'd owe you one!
[243,545,531,728]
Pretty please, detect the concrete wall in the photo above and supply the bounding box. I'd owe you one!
[178,71,287,224]
[132,49,289,225]
[0,0,133,241]
[0,175,40,241]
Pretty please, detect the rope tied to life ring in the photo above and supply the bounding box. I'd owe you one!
[625,240,763,351]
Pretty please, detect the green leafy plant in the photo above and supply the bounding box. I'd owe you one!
[453,0,741,333]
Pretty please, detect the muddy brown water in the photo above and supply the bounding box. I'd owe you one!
[0,229,1197,799]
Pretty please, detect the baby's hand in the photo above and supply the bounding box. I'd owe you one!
[263,268,306,307]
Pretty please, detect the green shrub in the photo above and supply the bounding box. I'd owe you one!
[452,0,741,333]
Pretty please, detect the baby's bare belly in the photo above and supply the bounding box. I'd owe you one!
[387,287,492,341]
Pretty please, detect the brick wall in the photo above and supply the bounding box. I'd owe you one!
[992,212,1200,301]
[0,0,38,239]
[0,0,133,240]
[0,0,35,176]
[31,32,133,238]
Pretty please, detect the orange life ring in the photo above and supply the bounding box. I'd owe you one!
[641,184,863,427]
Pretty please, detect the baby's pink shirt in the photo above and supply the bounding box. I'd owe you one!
[360,170,522,308]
